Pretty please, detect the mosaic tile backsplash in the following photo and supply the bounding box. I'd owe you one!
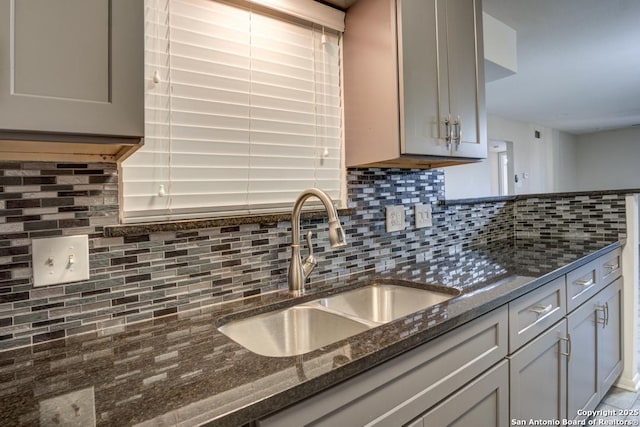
[514,194,627,239]
[0,162,628,350]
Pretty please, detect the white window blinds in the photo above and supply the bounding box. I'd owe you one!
[122,0,344,222]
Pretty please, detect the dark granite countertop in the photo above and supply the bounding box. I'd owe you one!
[0,238,623,427]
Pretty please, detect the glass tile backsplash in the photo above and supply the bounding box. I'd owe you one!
[0,162,627,350]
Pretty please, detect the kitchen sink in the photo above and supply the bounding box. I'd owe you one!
[316,283,459,324]
[217,282,459,357]
[217,305,371,357]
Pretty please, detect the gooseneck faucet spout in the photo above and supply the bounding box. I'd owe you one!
[288,188,346,295]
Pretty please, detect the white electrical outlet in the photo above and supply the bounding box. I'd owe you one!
[32,235,90,287]
[39,387,96,427]
[386,205,405,232]
[415,204,433,228]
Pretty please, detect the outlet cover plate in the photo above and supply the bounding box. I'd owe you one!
[32,235,90,287]
[415,204,433,228]
[386,205,405,232]
[39,387,96,427]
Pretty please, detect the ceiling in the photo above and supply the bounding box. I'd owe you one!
[482,0,640,134]
[327,0,640,135]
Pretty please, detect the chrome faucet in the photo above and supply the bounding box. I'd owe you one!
[288,188,346,295]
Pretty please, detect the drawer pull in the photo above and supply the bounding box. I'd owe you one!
[596,305,606,328]
[575,278,594,287]
[604,263,619,271]
[529,304,553,316]
[560,335,571,360]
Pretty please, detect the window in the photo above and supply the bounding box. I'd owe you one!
[122,0,345,222]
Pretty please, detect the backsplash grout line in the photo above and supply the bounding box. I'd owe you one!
[0,163,627,350]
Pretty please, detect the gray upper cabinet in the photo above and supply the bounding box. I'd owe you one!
[400,0,486,159]
[0,0,143,143]
[344,0,486,168]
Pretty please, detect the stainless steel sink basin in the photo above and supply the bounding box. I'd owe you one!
[317,283,459,323]
[217,305,371,357]
[218,282,459,357]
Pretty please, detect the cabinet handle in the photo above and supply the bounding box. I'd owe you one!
[596,305,606,328]
[529,304,553,317]
[575,278,594,287]
[604,263,618,272]
[604,302,610,327]
[560,335,571,360]
[444,114,452,149]
[453,115,461,150]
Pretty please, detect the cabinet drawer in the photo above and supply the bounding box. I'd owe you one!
[599,248,621,286]
[508,276,566,353]
[566,259,600,312]
[258,306,508,427]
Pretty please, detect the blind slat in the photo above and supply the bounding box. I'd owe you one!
[123,0,343,221]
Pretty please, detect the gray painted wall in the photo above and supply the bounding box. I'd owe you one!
[575,127,640,191]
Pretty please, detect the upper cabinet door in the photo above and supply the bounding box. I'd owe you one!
[399,0,485,158]
[398,0,449,157]
[0,0,143,140]
[445,0,486,158]
[343,0,486,167]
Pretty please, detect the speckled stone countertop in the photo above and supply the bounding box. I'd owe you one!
[0,238,623,427]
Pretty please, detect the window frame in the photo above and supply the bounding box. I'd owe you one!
[119,0,346,224]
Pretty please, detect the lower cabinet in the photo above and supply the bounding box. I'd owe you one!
[598,278,623,395]
[259,250,623,427]
[509,277,623,422]
[567,296,599,419]
[258,306,508,427]
[567,278,623,420]
[509,321,568,421]
[407,360,509,427]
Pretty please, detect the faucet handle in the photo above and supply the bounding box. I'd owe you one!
[302,231,317,278]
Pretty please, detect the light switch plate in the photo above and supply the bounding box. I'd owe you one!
[39,387,96,427]
[32,235,90,287]
[386,205,405,232]
[415,204,433,228]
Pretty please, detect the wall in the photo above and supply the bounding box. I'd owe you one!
[443,160,491,199]
[447,121,640,198]
[552,130,578,192]
[445,114,553,198]
[487,114,567,195]
[483,12,517,81]
[0,160,629,350]
[445,114,584,198]
[488,149,500,195]
[575,127,640,190]
[0,163,515,350]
